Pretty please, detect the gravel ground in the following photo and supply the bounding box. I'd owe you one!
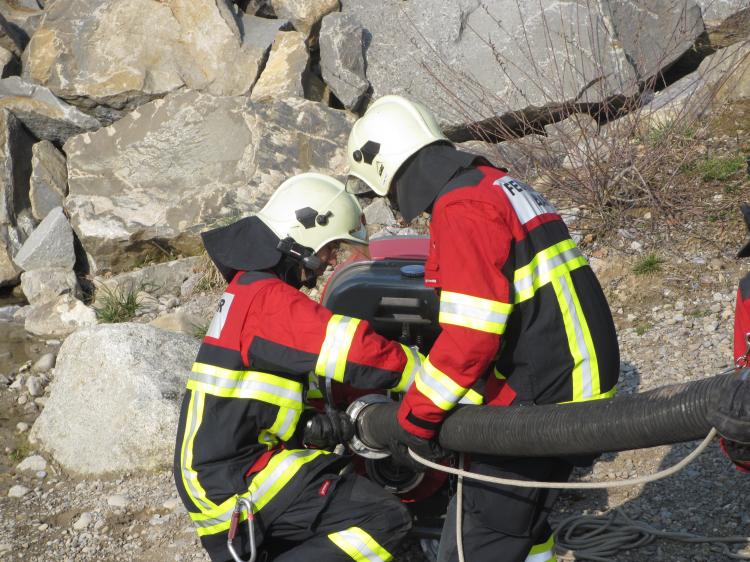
[1,241,749,562]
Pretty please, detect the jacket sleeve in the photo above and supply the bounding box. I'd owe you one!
[398,199,513,438]
[243,280,421,391]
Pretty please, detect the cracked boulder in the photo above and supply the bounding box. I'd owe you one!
[22,0,289,124]
[0,77,102,144]
[270,0,339,38]
[64,90,354,273]
[30,140,68,220]
[319,12,369,109]
[342,0,704,132]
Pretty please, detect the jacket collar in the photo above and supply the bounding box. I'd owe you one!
[394,144,483,222]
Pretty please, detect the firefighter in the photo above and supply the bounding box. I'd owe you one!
[346,96,621,562]
[174,173,418,562]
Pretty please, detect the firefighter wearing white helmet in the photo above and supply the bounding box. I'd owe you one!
[257,172,367,255]
[175,172,416,562]
[346,97,620,562]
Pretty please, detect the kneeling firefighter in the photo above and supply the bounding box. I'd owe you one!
[346,96,621,562]
[173,173,419,561]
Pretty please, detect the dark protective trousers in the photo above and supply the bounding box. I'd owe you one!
[202,470,412,562]
[436,456,575,562]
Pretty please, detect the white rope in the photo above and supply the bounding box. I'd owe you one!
[408,428,750,560]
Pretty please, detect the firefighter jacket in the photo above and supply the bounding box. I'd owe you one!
[174,270,421,539]
[397,164,621,438]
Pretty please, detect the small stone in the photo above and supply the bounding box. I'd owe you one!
[26,376,43,397]
[16,422,29,432]
[163,497,181,510]
[8,485,30,498]
[17,454,47,473]
[32,353,56,373]
[38,523,48,531]
[36,471,47,479]
[73,512,92,531]
[107,494,129,508]
[17,394,28,405]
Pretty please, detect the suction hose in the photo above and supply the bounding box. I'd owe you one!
[356,369,750,457]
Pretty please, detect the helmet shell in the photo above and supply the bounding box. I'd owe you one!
[256,173,367,252]
[347,95,450,195]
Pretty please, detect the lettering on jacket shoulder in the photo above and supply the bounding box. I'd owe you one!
[494,176,557,225]
[205,292,235,339]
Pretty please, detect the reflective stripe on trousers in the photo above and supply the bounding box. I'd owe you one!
[189,448,328,537]
[525,534,556,562]
[316,314,361,382]
[328,526,392,561]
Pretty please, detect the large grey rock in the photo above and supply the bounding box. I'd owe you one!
[0,45,18,78]
[270,0,339,37]
[342,0,704,131]
[616,41,750,133]
[459,136,559,179]
[319,12,369,109]
[20,267,81,305]
[29,323,200,474]
[24,293,97,337]
[363,197,397,226]
[22,0,288,123]
[0,77,102,144]
[13,207,75,271]
[30,140,67,221]
[0,12,24,57]
[93,256,202,305]
[0,107,33,227]
[0,224,20,285]
[251,30,309,101]
[696,0,747,23]
[65,90,354,273]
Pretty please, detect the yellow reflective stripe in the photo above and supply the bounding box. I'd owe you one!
[558,386,616,404]
[328,526,392,561]
[315,315,361,383]
[179,390,219,513]
[525,534,556,562]
[439,291,512,334]
[459,388,484,405]
[415,359,468,411]
[191,449,328,536]
[493,366,507,380]
[267,406,301,442]
[514,240,588,303]
[391,344,421,393]
[551,272,601,401]
[188,363,303,408]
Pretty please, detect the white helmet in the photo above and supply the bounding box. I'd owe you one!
[347,95,450,195]
[256,172,367,252]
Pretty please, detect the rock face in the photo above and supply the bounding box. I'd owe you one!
[29,140,67,220]
[24,293,97,336]
[20,267,81,305]
[0,107,34,286]
[22,0,282,123]
[0,77,101,143]
[341,0,704,130]
[64,90,354,273]
[251,31,309,101]
[319,12,369,109]
[270,0,339,37]
[696,0,746,23]
[29,323,199,474]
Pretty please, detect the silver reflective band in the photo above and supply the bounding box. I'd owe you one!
[439,301,509,326]
[188,372,302,402]
[514,246,583,295]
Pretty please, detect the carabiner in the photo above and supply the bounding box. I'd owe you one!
[227,495,257,562]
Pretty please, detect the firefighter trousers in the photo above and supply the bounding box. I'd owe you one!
[436,456,575,562]
[202,469,412,562]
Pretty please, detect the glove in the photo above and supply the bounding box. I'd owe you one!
[387,424,449,472]
[303,409,354,449]
[720,437,750,473]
